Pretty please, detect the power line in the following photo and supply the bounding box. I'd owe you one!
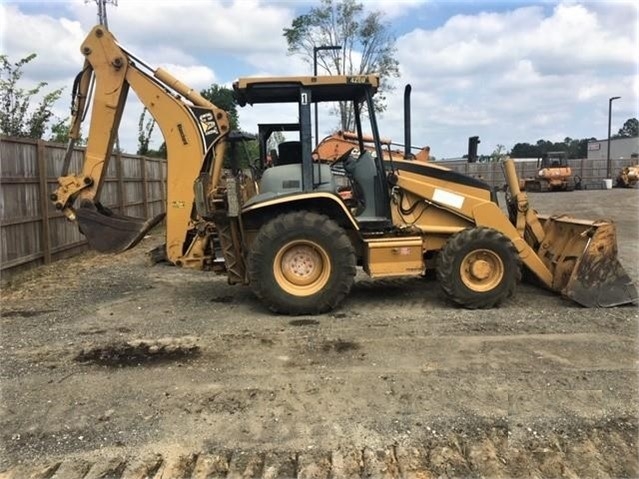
[86,0,124,155]
[85,0,118,28]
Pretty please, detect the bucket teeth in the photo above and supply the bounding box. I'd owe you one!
[561,223,638,307]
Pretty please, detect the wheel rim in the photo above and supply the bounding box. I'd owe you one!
[273,240,331,296]
[460,248,504,292]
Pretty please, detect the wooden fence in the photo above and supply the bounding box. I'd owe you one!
[1,134,636,279]
[1,136,166,279]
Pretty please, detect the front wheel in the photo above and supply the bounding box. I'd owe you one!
[248,211,356,315]
[436,227,521,309]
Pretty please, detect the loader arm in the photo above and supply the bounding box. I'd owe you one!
[393,165,555,287]
[52,25,230,263]
[393,159,637,307]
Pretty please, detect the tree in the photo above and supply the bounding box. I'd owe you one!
[200,84,239,131]
[575,137,596,158]
[0,53,64,139]
[615,118,638,138]
[490,144,506,162]
[510,142,539,158]
[49,117,85,145]
[283,0,400,131]
[137,107,156,156]
[510,136,595,159]
[134,84,239,159]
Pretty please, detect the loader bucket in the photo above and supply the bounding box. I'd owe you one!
[537,215,638,307]
[75,201,166,253]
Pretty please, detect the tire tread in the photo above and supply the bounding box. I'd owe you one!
[436,227,521,309]
[248,211,356,315]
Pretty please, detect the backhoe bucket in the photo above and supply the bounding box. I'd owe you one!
[538,215,638,307]
[76,201,166,253]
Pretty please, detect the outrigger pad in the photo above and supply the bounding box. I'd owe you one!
[562,223,638,308]
[76,202,166,253]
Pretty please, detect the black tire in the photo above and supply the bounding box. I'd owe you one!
[248,211,356,315]
[436,227,521,309]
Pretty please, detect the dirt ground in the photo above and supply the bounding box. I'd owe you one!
[1,189,638,478]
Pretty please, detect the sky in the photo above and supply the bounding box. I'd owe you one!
[1,0,637,160]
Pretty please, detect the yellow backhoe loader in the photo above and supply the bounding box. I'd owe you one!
[52,25,637,314]
[616,164,639,188]
[519,151,575,192]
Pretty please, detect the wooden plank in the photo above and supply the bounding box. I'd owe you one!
[0,135,37,146]
[116,150,125,214]
[37,140,51,264]
[1,216,42,227]
[0,177,39,184]
[141,156,149,218]
[0,239,88,271]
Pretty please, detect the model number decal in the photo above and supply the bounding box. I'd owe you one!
[433,188,464,209]
[348,76,369,84]
[177,123,188,145]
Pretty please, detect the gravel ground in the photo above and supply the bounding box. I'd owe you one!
[1,189,637,478]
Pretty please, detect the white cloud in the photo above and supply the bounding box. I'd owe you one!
[362,0,429,21]
[0,4,86,81]
[376,1,638,157]
[156,64,217,91]
[68,0,293,56]
[1,0,637,161]
[397,4,635,79]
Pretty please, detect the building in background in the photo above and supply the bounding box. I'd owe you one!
[587,136,639,161]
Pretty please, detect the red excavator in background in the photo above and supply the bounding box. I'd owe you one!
[314,130,430,163]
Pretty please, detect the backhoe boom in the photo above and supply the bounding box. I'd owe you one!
[52,25,230,265]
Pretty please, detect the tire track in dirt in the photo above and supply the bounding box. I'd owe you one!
[2,423,637,479]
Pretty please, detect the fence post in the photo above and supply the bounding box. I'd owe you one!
[161,160,166,206]
[37,140,52,265]
[116,150,125,214]
[141,155,149,218]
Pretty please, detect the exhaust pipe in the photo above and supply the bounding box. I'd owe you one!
[404,84,411,159]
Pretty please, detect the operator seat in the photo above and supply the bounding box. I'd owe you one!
[275,141,302,166]
[244,162,338,207]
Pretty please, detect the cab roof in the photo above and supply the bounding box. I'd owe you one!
[232,75,380,106]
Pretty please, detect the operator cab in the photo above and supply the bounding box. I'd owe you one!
[232,75,392,229]
[539,151,568,169]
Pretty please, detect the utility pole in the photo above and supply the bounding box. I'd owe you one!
[607,96,621,179]
[92,0,117,28]
[87,0,123,156]
[313,45,342,147]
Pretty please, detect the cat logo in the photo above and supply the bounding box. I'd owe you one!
[198,112,219,137]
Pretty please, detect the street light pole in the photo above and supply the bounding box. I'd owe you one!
[313,45,342,147]
[607,96,621,179]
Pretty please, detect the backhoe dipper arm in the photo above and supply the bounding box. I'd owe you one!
[52,25,229,261]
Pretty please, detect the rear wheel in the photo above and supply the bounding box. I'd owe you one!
[248,211,356,315]
[436,227,521,309]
